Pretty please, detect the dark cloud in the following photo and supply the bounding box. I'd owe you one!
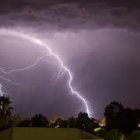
[0,1,140,31]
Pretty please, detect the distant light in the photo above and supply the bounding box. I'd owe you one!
[138,124,140,128]
[99,117,106,127]
[94,127,102,132]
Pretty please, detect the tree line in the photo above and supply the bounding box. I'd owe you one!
[0,95,140,139]
[0,95,98,133]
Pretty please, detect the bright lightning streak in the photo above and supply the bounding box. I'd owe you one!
[0,28,92,117]
[0,84,4,96]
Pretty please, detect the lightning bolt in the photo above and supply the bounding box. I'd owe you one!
[0,84,4,96]
[0,28,92,117]
[0,55,48,85]
[0,75,19,85]
[0,55,48,74]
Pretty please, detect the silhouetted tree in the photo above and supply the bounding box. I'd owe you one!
[53,118,69,128]
[133,109,140,125]
[16,118,31,127]
[0,96,13,130]
[68,117,77,128]
[76,112,98,133]
[50,112,98,134]
[104,101,139,135]
[104,101,124,130]
[0,96,12,116]
[31,114,49,127]
[117,108,138,134]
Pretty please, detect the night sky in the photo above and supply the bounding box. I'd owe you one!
[0,0,140,119]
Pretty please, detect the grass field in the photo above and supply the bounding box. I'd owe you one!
[0,127,102,140]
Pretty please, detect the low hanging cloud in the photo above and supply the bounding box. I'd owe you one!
[0,1,140,31]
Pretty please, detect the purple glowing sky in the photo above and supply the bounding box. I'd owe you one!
[0,0,140,119]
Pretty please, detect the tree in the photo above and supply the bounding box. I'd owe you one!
[52,118,69,128]
[31,114,49,127]
[76,112,98,134]
[16,118,31,127]
[68,117,77,128]
[0,96,13,130]
[104,101,139,135]
[104,101,124,130]
[117,108,138,134]
[0,96,12,116]
[133,109,140,125]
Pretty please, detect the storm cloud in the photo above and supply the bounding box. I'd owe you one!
[0,0,140,118]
